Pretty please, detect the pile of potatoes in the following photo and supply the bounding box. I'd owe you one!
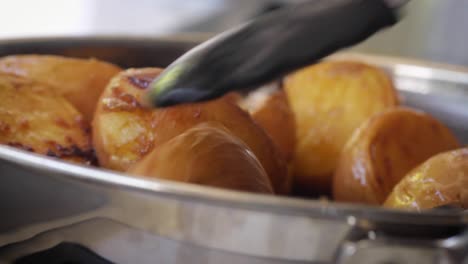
[0,54,466,211]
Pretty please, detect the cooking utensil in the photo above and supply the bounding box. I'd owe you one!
[147,0,408,107]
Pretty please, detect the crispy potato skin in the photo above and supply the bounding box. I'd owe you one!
[0,55,121,122]
[333,107,460,205]
[384,148,468,210]
[0,74,93,164]
[93,68,290,194]
[128,123,274,194]
[237,83,296,163]
[284,61,399,194]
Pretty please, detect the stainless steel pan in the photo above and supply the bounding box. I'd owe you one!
[0,37,467,264]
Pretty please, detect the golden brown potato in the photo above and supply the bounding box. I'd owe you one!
[93,68,290,194]
[284,61,399,194]
[0,55,121,122]
[333,107,460,205]
[237,82,296,162]
[384,148,468,210]
[128,123,274,194]
[0,73,93,164]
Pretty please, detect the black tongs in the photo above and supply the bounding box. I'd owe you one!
[147,0,408,107]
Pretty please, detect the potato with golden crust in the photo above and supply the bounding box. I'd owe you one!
[284,61,399,194]
[0,55,122,122]
[128,123,274,194]
[0,74,93,164]
[93,68,290,194]
[333,107,460,205]
[384,148,468,211]
[236,82,296,163]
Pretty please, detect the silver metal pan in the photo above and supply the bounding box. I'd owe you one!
[0,37,467,264]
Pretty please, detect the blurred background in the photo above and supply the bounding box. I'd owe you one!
[0,0,467,66]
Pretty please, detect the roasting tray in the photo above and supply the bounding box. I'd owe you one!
[0,37,467,264]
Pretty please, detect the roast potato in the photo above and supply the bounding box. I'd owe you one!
[237,82,296,162]
[284,61,399,194]
[333,107,460,205]
[128,123,274,194]
[384,148,468,210]
[93,68,290,194]
[0,73,93,164]
[0,55,122,121]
